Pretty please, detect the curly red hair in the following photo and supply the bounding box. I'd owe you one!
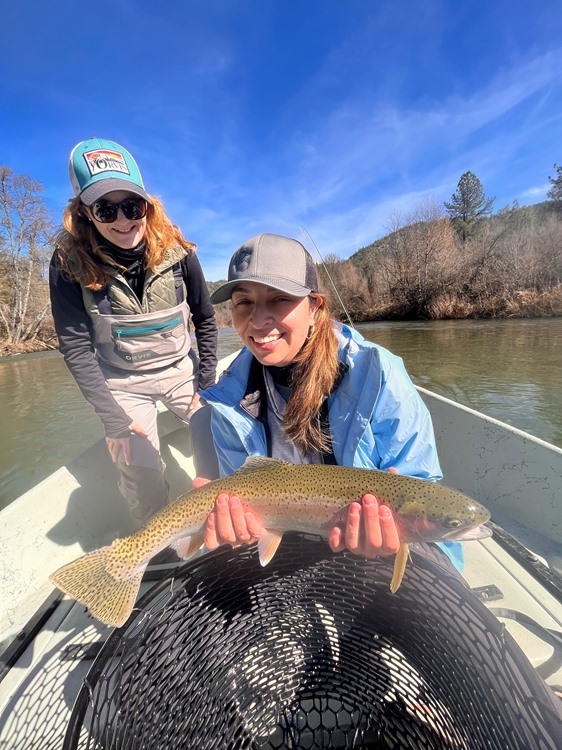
[54,195,195,290]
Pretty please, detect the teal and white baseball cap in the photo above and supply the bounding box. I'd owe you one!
[69,138,151,205]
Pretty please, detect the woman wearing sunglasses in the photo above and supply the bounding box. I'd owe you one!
[50,138,217,526]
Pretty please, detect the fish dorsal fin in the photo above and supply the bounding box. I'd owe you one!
[237,456,290,475]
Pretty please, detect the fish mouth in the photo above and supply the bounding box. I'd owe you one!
[403,516,493,543]
[443,524,493,542]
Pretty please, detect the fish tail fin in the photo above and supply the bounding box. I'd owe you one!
[49,546,146,627]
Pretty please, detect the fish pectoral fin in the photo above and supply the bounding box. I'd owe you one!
[390,542,410,593]
[172,531,205,561]
[257,530,284,566]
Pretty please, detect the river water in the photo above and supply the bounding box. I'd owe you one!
[1,318,560,510]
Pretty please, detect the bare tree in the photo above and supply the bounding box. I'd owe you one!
[0,167,53,344]
[349,214,392,307]
[370,198,460,317]
[315,253,368,322]
[527,215,562,289]
[402,197,460,309]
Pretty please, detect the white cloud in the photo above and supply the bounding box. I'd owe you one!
[519,184,548,199]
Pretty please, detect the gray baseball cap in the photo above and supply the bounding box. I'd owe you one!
[211,233,318,304]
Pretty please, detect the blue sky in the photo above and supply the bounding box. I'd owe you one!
[2,0,561,281]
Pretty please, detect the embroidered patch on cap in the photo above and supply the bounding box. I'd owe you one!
[232,247,253,272]
[83,149,131,176]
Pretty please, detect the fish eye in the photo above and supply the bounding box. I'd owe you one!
[444,517,462,528]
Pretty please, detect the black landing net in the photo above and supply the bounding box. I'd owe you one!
[64,534,562,749]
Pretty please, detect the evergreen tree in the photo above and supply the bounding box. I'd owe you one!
[444,171,495,242]
[547,164,562,201]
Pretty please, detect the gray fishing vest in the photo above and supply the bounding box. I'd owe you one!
[78,245,192,372]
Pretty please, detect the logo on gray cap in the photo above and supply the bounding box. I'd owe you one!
[232,247,253,273]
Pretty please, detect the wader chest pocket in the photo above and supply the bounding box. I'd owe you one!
[111,314,186,364]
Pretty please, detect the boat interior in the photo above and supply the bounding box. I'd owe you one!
[1,356,561,748]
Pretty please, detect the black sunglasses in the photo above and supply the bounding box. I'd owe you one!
[90,197,148,223]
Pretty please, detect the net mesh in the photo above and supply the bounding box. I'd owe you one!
[64,534,562,749]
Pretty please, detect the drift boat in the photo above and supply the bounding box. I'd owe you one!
[0,352,561,748]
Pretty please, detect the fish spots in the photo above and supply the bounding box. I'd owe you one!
[50,458,491,625]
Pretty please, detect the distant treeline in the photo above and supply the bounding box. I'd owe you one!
[1,167,561,355]
[333,197,562,321]
[212,170,562,327]
[213,197,562,328]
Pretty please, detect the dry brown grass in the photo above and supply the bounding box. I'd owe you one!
[0,338,57,357]
[504,285,562,317]
[426,293,475,319]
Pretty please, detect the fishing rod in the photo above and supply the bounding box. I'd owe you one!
[298,225,355,329]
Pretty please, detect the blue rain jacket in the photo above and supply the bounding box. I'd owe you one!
[200,324,463,570]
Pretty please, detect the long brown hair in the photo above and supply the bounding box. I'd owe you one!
[283,294,340,454]
[53,195,195,290]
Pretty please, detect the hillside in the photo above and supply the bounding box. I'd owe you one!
[313,199,562,321]
[350,201,560,266]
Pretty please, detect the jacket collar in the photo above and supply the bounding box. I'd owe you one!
[238,356,347,464]
[240,357,267,421]
[239,357,348,416]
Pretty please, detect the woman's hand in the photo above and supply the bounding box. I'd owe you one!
[204,492,266,550]
[194,477,267,550]
[188,392,202,413]
[329,467,400,558]
[106,420,148,465]
[328,494,399,558]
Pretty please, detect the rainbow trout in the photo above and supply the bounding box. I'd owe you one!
[50,457,491,627]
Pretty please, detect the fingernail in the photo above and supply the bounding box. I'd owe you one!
[379,505,392,519]
[217,494,228,506]
[363,496,375,507]
[230,496,240,508]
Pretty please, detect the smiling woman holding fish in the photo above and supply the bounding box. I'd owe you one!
[199,233,462,569]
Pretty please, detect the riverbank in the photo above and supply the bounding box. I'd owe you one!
[0,339,58,358]
[2,302,561,358]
